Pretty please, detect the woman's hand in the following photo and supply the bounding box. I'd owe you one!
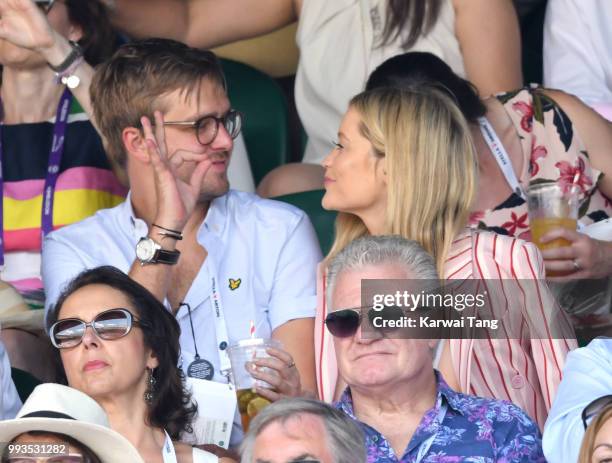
[0,0,55,51]
[247,347,302,401]
[540,228,612,280]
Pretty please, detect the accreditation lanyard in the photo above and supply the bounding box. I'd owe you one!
[162,430,178,463]
[414,401,448,463]
[477,116,526,200]
[0,87,73,266]
[208,255,233,381]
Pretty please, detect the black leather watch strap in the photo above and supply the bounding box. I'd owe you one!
[153,248,181,265]
[48,41,83,73]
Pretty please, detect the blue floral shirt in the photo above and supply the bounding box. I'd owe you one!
[335,372,545,463]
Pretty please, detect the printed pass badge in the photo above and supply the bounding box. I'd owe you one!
[182,377,236,449]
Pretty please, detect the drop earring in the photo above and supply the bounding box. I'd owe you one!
[144,367,157,404]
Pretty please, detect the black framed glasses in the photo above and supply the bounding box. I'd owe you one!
[49,308,144,349]
[324,306,405,338]
[163,109,243,146]
[34,0,57,13]
[582,395,612,429]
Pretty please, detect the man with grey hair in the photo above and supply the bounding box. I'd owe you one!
[321,235,545,462]
[240,397,365,463]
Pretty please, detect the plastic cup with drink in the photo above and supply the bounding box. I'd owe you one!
[527,181,579,276]
[227,338,282,432]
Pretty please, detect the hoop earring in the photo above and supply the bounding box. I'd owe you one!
[144,367,157,405]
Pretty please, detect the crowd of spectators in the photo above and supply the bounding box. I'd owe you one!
[0,0,610,462]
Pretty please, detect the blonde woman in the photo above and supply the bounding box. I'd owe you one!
[578,402,612,463]
[315,86,577,429]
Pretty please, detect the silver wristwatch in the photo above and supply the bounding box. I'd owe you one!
[135,237,180,265]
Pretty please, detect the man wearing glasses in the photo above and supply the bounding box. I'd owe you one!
[36,36,321,446]
[543,337,612,463]
[322,235,544,462]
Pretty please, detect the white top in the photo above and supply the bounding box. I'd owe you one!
[543,338,612,463]
[543,0,612,105]
[192,447,218,463]
[42,190,322,442]
[295,0,465,164]
[0,340,21,420]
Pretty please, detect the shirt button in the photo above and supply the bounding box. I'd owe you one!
[219,341,228,350]
[511,374,525,389]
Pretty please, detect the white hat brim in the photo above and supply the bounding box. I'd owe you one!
[0,417,144,463]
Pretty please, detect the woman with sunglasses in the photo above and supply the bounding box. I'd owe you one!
[47,266,233,463]
[315,86,577,430]
[578,401,612,463]
[0,0,126,380]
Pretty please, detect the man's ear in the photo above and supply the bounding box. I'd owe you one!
[122,127,150,164]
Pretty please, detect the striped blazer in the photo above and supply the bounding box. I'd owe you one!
[314,228,578,430]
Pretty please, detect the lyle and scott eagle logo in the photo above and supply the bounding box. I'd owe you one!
[229,278,241,290]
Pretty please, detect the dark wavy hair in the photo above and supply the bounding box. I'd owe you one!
[64,0,118,65]
[366,51,487,124]
[47,266,197,440]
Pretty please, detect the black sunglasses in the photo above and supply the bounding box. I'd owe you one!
[49,308,145,349]
[163,109,243,146]
[324,305,405,338]
[582,395,612,430]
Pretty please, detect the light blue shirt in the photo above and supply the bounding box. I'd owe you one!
[0,340,21,420]
[543,337,612,463]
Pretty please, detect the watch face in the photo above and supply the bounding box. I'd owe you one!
[136,238,156,262]
[61,74,80,89]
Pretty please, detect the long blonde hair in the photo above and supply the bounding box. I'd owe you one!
[326,87,478,274]
[579,404,612,462]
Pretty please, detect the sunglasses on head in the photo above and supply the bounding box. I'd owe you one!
[582,394,612,430]
[324,305,405,338]
[49,308,144,349]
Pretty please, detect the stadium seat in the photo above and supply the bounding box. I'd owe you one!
[220,58,290,185]
[274,190,337,255]
[11,367,42,403]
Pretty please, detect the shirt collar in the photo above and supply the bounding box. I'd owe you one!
[336,370,467,419]
[200,192,229,237]
[119,191,230,239]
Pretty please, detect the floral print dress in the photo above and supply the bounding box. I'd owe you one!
[471,86,612,240]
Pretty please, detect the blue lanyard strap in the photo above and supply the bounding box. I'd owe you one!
[0,87,72,266]
[414,401,448,463]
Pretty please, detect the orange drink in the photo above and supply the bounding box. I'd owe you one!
[236,389,271,432]
[527,183,579,277]
[530,217,577,250]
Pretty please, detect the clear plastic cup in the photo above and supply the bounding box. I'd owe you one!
[527,183,579,276]
[227,338,282,431]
